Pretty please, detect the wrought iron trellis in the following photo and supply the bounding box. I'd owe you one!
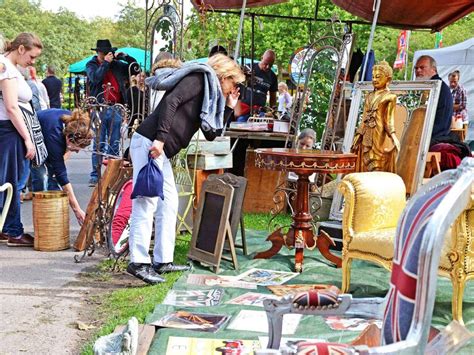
[144,0,185,70]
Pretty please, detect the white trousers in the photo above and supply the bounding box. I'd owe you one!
[128,133,178,264]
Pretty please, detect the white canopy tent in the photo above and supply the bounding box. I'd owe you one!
[413,37,474,141]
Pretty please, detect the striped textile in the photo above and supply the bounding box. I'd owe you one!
[382,183,453,344]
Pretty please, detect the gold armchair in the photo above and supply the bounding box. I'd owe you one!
[339,171,474,323]
[438,206,474,321]
[339,172,406,293]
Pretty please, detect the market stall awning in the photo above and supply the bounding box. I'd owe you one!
[191,0,288,10]
[332,0,474,32]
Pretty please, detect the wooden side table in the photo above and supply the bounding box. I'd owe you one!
[253,148,357,272]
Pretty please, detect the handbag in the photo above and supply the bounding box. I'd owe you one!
[18,102,48,167]
[131,156,164,200]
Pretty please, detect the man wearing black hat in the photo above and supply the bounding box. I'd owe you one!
[86,39,139,186]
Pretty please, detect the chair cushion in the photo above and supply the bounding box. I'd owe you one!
[351,228,396,260]
[382,182,454,345]
[296,341,351,354]
[292,286,341,309]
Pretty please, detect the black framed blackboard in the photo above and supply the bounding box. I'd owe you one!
[187,179,236,272]
[207,173,248,254]
[195,192,225,253]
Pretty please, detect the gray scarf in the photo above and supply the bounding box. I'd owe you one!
[145,62,225,131]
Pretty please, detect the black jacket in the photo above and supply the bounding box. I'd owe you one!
[136,73,230,158]
[431,74,453,140]
[86,54,139,103]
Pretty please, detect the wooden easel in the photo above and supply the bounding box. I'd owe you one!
[215,220,238,273]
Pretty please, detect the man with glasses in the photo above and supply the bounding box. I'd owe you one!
[414,55,453,140]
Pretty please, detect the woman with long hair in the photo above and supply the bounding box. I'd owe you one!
[127,54,245,284]
[0,32,42,247]
[31,108,93,225]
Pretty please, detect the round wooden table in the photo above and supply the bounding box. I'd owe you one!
[253,148,357,272]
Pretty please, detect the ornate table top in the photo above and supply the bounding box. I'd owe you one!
[255,148,357,174]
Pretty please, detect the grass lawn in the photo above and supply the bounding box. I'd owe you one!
[80,212,291,354]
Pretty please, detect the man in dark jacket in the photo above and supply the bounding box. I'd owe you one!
[42,66,62,109]
[86,39,139,185]
[414,55,453,140]
[415,55,471,170]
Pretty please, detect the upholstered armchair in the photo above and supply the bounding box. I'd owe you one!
[438,205,474,321]
[264,158,474,353]
[339,170,474,323]
[338,172,406,292]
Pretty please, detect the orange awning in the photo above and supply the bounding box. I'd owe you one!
[332,0,474,32]
[191,0,288,10]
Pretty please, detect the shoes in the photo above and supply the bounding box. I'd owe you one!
[0,232,9,243]
[88,178,98,187]
[153,262,192,274]
[7,233,34,247]
[127,263,165,285]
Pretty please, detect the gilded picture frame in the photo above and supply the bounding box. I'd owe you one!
[329,80,442,221]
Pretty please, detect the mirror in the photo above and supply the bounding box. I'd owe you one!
[329,80,442,221]
[287,32,354,150]
[268,29,353,223]
[298,48,339,143]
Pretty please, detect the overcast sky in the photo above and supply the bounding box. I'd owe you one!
[39,0,192,20]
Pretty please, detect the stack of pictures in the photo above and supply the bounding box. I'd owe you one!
[225,292,279,307]
[151,311,230,333]
[162,289,224,307]
[186,274,257,289]
[234,268,298,286]
[166,336,260,355]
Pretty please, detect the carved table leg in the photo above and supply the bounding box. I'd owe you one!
[254,228,285,259]
[317,230,342,268]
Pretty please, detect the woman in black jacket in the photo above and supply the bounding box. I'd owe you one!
[127,54,244,284]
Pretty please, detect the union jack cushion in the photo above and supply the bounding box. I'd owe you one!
[292,286,341,308]
[296,341,352,354]
[382,182,453,344]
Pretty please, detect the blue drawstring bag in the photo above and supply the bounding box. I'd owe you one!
[131,156,164,200]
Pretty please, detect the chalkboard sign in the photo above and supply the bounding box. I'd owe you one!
[188,179,237,273]
[207,173,248,255]
[195,192,224,253]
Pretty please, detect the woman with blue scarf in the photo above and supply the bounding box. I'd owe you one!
[127,54,245,284]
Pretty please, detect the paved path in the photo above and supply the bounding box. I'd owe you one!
[0,151,102,354]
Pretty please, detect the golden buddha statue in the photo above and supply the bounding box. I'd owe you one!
[351,61,400,173]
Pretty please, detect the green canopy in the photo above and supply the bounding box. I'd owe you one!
[68,47,150,73]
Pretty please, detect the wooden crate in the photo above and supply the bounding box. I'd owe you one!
[243,150,283,213]
[187,153,232,170]
[187,136,231,154]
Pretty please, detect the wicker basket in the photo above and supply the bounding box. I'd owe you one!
[33,191,70,251]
